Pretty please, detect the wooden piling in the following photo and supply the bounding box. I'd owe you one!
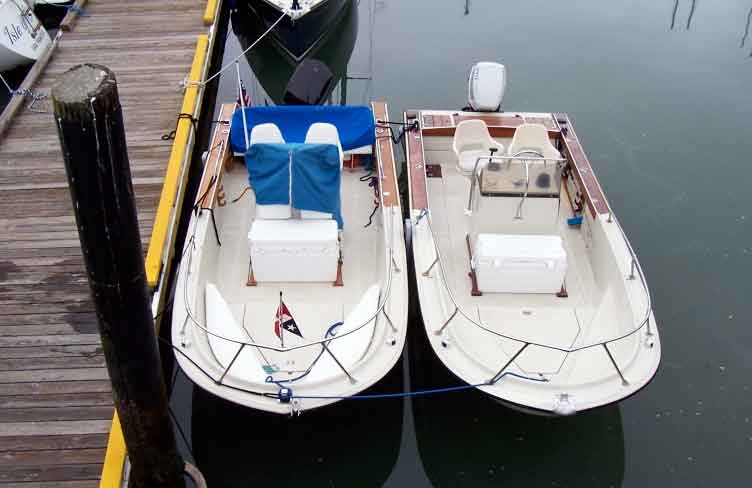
[51,64,185,488]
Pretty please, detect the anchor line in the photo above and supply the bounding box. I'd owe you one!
[199,12,287,87]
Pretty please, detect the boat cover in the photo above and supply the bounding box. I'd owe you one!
[246,143,343,228]
[231,106,375,154]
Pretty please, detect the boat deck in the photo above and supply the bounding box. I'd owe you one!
[0,1,209,485]
[424,153,605,374]
[209,164,385,369]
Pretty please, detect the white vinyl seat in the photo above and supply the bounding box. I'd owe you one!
[248,123,291,219]
[301,123,343,220]
[507,123,561,161]
[249,123,285,145]
[452,119,505,177]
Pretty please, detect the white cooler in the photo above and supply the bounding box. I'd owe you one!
[248,219,339,282]
[473,234,567,294]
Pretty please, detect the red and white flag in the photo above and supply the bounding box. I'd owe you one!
[237,83,251,108]
[274,301,302,339]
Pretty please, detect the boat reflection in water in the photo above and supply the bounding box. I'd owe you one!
[191,359,404,487]
[408,324,626,487]
[231,0,357,105]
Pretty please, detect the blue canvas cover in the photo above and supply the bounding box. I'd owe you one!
[245,143,343,228]
[231,106,375,154]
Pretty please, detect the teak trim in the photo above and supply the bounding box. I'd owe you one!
[371,101,399,207]
[194,103,234,210]
[554,113,610,218]
[405,111,428,210]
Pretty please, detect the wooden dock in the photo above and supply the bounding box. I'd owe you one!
[0,1,218,485]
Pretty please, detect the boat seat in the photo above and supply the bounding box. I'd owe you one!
[507,123,561,161]
[205,283,267,384]
[300,123,343,220]
[248,219,339,282]
[249,123,291,219]
[452,119,505,177]
[305,285,381,384]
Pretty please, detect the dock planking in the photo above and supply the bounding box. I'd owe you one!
[0,0,209,485]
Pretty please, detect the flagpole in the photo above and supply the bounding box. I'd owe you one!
[279,291,284,348]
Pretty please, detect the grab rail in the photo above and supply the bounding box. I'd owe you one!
[416,206,653,384]
[465,153,566,215]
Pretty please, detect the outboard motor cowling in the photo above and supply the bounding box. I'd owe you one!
[468,62,506,112]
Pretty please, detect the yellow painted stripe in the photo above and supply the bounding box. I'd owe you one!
[203,0,218,25]
[145,34,209,288]
[99,413,126,488]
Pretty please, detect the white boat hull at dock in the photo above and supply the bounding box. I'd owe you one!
[0,0,51,72]
[406,108,661,415]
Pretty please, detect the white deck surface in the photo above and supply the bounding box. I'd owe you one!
[213,167,384,372]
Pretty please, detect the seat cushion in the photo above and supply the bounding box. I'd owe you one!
[300,209,333,220]
[458,149,494,174]
[256,204,291,219]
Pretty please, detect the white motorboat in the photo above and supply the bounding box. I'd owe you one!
[406,62,661,415]
[172,101,408,414]
[0,0,51,72]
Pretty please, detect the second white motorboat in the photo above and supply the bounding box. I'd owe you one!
[407,62,661,415]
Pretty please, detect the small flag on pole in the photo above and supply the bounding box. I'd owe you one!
[275,298,302,339]
[237,82,251,107]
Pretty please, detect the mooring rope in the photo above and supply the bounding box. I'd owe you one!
[199,12,287,87]
[0,73,48,113]
[286,372,548,401]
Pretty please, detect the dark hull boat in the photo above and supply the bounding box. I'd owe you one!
[33,0,72,29]
[238,0,350,61]
[231,0,357,105]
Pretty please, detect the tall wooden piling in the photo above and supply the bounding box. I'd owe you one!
[51,64,185,488]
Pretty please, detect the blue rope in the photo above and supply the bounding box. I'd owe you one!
[286,372,548,401]
[68,5,87,16]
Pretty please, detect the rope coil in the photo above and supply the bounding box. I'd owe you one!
[162,113,198,141]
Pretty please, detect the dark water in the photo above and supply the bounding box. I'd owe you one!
[170,1,752,486]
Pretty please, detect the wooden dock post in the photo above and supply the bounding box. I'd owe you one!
[51,64,186,488]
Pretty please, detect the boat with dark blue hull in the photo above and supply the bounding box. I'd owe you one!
[231,0,357,105]
[235,0,350,61]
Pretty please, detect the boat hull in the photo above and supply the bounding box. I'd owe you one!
[172,103,409,414]
[33,0,72,29]
[405,109,662,415]
[241,0,349,61]
[0,0,51,72]
[231,0,357,104]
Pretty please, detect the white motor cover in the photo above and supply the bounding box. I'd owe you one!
[248,219,339,282]
[468,62,506,112]
[473,234,567,294]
